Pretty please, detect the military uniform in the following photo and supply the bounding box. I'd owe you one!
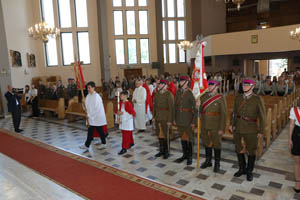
[199,80,226,172]
[45,86,53,99]
[174,76,196,165]
[38,84,46,99]
[67,81,78,98]
[153,79,174,159]
[231,78,266,181]
[56,84,65,99]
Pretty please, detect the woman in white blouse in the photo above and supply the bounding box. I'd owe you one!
[289,105,300,193]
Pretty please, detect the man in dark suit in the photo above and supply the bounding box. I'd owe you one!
[5,85,23,133]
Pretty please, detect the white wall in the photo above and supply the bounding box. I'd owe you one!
[2,0,39,88]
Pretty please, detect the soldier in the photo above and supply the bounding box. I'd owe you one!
[37,80,46,99]
[45,82,53,99]
[67,78,77,98]
[56,80,65,99]
[153,79,174,159]
[198,79,226,172]
[174,76,196,166]
[71,79,78,97]
[230,78,266,181]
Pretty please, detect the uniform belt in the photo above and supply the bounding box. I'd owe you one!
[201,112,220,116]
[177,108,193,112]
[157,107,168,111]
[237,115,257,122]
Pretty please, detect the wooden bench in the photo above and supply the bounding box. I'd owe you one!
[66,100,114,129]
[39,98,65,119]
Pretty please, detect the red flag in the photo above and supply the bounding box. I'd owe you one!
[142,83,153,113]
[190,41,208,99]
[75,61,85,90]
[168,81,177,98]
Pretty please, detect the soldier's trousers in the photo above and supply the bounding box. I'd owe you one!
[155,120,168,139]
[233,133,257,156]
[177,125,194,143]
[201,129,221,149]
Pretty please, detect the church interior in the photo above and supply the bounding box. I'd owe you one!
[1,0,300,199]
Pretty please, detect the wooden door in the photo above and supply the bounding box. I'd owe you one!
[124,69,143,80]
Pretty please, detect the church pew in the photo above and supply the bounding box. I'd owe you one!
[38,98,65,119]
[65,100,115,129]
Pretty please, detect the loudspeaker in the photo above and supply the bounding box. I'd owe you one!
[152,62,161,69]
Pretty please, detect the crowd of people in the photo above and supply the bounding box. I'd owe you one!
[4,68,300,193]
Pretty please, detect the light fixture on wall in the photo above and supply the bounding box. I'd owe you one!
[178,41,193,51]
[290,27,300,41]
[224,0,245,11]
[28,22,60,43]
[0,68,9,76]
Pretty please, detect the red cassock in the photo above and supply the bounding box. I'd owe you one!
[142,83,153,114]
[115,101,136,149]
[93,105,108,138]
[168,82,177,98]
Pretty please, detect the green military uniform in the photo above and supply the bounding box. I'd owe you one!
[174,76,196,166]
[200,92,226,149]
[38,84,46,99]
[153,80,174,159]
[56,85,65,99]
[231,77,266,181]
[67,82,78,98]
[199,79,226,172]
[45,86,53,99]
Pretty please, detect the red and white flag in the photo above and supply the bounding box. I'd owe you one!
[74,61,85,90]
[190,41,208,99]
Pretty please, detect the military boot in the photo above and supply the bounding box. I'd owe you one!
[163,139,169,159]
[234,153,247,177]
[174,140,188,163]
[200,147,212,169]
[155,138,164,157]
[246,155,256,181]
[213,148,221,173]
[186,142,193,165]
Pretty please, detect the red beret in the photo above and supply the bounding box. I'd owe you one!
[180,76,190,81]
[160,79,169,85]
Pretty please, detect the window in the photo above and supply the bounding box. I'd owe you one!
[112,0,150,65]
[162,0,186,64]
[40,0,91,66]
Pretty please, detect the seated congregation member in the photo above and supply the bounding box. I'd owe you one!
[289,104,300,193]
[79,81,107,152]
[262,76,274,96]
[288,75,296,95]
[153,79,174,159]
[5,85,23,133]
[116,91,136,155]
[56,80,65,99]
[30,84,39,117]
[275,76,288,96]
[198,79,226,172]
[174,76,196,166]
[230,78,265,181]
[253,75,262,95]
[132,79,147,132]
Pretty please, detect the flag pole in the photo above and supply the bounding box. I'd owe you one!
[197,104,200,168]
[73,55,89,127]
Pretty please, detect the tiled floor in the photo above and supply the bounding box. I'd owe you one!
[0,115,299,200]
[0,153,84,200]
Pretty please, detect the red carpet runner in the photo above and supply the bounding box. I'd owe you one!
[0,129,204,200]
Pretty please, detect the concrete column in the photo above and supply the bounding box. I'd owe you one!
[96,0,111,83]
[0,0,12,116]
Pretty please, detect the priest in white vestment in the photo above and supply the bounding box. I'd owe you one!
[132,79,147,132]
[79,81,107,151]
